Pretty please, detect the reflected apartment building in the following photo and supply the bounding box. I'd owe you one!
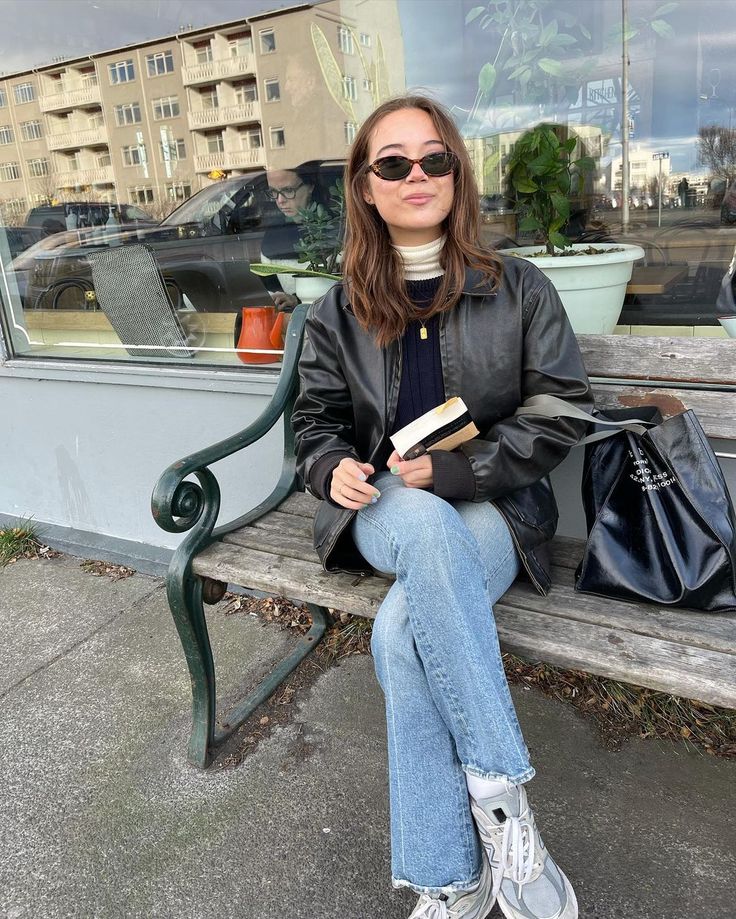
[0,0,403,223]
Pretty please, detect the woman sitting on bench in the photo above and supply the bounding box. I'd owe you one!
[292,95,593,919]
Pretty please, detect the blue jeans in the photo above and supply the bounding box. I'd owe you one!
[352,471,534,896]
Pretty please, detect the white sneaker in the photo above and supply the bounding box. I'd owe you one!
[470,781,578,919]
[408,855,496,918]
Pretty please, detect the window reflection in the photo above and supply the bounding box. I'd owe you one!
[1,0,735,369]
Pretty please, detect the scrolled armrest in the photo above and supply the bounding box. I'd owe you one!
[151,304,308,537]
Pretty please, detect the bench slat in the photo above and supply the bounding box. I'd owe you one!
[504,567,736,655]
[223,527,317,563]
[494,603,736,709]
[591,383,736,441]
[193,541,388,617]
[250,511,314,540]
[279,492,319,518]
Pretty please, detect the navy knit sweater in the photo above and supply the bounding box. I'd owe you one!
[309,278,476,503]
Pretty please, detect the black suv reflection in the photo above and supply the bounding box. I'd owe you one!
[22,162,344,313]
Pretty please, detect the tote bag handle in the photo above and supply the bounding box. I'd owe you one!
[515,393,736,457]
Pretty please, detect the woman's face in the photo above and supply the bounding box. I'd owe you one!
[266,169,313,221]
[363,107,455,246]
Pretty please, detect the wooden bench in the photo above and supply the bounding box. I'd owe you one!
[152,306,736,767]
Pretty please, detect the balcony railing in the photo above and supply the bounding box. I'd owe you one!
[55,165,115,188]
[187,102,260,130]
[47,126,109,152]
[193,148,266,173]
[39,85,102,112]
[182,55,254,85]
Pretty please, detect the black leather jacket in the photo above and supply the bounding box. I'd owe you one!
[292,255,593,595]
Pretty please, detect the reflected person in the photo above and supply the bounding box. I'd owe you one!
[260,163,319,310]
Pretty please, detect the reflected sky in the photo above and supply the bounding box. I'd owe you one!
[0,0,308,73]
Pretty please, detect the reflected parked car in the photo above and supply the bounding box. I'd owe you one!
[20,162,345,313]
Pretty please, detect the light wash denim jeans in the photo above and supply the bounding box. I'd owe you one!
[352,471,535,896]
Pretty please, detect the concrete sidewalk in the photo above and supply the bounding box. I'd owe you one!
[1,553,734,919]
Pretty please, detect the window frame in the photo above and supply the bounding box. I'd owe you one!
[13,82,35,104]
[269,125,285,149]
[259,29,276,54]
[152,95,180,121]
[114,102,142,126]
[0,125,13,145]
[0,161,22,181]
[20,120,42,142]
[108,59,135,85]
[121,144,146,167]
[27,157,49,177]
[264,78,280,103]
[146,50,175,78]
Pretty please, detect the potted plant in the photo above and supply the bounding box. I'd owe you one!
[250,179,344,303]
[499,124,644,334]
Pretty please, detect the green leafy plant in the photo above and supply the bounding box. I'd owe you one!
[250,179,344,281]
[506,123,595,254]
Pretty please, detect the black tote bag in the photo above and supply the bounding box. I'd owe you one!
[516,396,736,612]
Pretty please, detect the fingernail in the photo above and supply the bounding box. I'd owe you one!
[357,473,367,482]
[390,465,399,474]
[374,489,381,497]
[371,496,378,504]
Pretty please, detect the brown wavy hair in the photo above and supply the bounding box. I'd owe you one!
[343,94,502,346]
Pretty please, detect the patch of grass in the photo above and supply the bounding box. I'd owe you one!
[0,518,48,566]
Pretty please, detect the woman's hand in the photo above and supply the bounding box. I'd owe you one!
[387,450,434,489]
[330,457,379,509]
[272,292,299,311]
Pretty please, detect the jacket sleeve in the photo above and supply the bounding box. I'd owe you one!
[291,303,360,497]
[460,276,594,502]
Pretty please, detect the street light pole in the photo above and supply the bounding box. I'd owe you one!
[621,0,630,233]
[653,151,669,228]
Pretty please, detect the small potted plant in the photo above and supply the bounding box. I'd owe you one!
[250,179,344,303]
[499,124,644,334]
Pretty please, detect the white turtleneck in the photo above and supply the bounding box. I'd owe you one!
[392,234,446,280]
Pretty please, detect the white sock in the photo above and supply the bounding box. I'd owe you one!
[466,773,510,801]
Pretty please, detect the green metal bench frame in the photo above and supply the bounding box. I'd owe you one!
[151,305,327,768]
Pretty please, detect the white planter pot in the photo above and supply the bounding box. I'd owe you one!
[498,243,645,334]
[294,276,337,303]
[718,316,736,338]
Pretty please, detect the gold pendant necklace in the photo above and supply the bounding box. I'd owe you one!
[419,321,428,341]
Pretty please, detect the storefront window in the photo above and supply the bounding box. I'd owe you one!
[0,0,734,373]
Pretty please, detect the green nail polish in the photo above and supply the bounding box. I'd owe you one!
[390,466,399,474]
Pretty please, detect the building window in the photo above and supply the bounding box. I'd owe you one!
[206,132,224,154]
[344,122,357,144]
[338,26,354,54]
[152,96,180,120]
[343,75,357,101]
[1,197,26,217]
[13,82,35,104]
[269,126,285,149]
[0,162,21,181]
[264,79,280,102]
[159,138,186,161]
[20,120,42,141]
[146,50,175,77]
[88,111,105,129]
[165,182,192,202]
[359,32,371,47]
[200,87,218,110]
[80,69,98,88]
[129,186,154,204]
[108,60,135,84]
[229,34,252,58]
[194,42,212,64]
[96,150,111,167]
[122,144,146,167]
[0,88,5,108]
[242,127,262,149]
[28,158,49,177]
[260,29,276,54]
[114,102,142,126]
[0,125,13,145]
[234,81,258,105]
[363,78,374,93]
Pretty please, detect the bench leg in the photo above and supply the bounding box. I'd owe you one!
[168,569,330,768]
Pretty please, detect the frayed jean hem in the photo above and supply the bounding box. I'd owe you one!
[391,874,481,896]
[462,763,536,785]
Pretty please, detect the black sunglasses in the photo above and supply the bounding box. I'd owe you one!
[368,151,458,181]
